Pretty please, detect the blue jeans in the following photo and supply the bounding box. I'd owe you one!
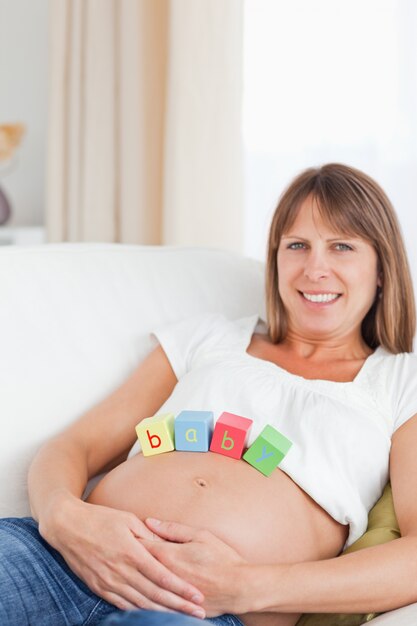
[99,612,243,625]
[0,517,244,626]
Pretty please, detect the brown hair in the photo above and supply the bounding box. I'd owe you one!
[265,163,416,353]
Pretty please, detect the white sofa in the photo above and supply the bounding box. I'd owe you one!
[0,242,415,625]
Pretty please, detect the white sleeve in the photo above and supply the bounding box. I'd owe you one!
[150,312,226,380]
[390,352,417,432]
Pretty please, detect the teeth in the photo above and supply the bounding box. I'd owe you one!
[303,292,340,303]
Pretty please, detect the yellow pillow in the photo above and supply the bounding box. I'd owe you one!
[295,482,400,626]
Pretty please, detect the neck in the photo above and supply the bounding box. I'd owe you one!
[280,330,372,362]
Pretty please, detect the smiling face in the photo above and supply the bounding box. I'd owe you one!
[276,195,382,345]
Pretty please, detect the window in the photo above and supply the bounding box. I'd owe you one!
[243,0,417,292]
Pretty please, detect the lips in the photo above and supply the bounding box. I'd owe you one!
[298,291,342,296]
[297,291,342,306]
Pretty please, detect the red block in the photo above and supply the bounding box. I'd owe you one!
[209,412,253,459]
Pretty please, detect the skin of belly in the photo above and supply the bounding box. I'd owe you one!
[87,451,349,626]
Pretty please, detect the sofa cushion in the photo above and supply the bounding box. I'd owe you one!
[0,243,264,516]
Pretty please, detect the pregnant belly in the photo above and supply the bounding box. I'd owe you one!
[87,451,348,565]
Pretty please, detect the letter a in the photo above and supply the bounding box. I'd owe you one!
[147,430,161,449]
[221,430,235,451]
[185,428,198,443]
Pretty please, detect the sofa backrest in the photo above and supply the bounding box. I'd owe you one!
[0,243,265,516]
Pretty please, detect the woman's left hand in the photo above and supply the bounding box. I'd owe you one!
[141,518,249,617]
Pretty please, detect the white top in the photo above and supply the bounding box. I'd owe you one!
[128,312,417,550]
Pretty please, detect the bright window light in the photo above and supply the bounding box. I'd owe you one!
[243,0,417,288]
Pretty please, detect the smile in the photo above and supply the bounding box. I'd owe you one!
[298,291,342,305]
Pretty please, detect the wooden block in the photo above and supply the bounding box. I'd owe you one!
[135,413,175,456]
[243,425,292,476]
[174,410,214,452]
[209,411,253,459]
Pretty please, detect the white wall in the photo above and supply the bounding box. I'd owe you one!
[242,0,417,354]
[0,0,48,226]
[243,0,417,299]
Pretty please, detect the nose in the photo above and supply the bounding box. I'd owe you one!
[303,248,331,282]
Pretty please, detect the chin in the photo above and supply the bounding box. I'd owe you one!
[297,321,338,335]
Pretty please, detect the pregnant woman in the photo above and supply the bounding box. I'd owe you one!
[2,163,417,626]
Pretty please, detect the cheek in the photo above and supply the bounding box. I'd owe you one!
[277,263,298,293]
[277,253,300,277]
[345,264,378,300]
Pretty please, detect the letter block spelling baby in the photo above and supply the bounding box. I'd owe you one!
[135,413,175,456]
[209,411,253,459]
[174,410,214,451]
[243,424,293,476]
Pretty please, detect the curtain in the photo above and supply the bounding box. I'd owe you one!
[46,0,244,252]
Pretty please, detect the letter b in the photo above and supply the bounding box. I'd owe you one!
[221,430,235,450]
[147,430,161,449]
[135,413,175,457]
[210,412,253,459]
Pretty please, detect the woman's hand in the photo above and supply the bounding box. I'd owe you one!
[39,496,206,617]
[142,518,250,617]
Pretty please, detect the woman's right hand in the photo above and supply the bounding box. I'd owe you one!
[38,493,205,617]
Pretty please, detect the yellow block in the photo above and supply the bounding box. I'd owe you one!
[135,413,175,456]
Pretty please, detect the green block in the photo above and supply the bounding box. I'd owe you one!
[243,425,293,477]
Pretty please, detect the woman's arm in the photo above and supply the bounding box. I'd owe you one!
[27,345,205,618]
[247,535,417,614]
[142,522,417,617]
[142,413,417,617]
[255,410,417,614]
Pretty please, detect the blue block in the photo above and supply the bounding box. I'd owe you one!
[174,410,214,452]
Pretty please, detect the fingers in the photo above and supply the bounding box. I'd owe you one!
[58,506,206,617]
[121,570,205,618]
[81,549,206,618]
[127,514,164,542]
[134,543,204,606]
[102,577,205,618]
[100,587,174,613]
[145,518,199,543]
[101,590,140,612]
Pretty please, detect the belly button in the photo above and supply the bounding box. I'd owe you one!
[194,477,208,488]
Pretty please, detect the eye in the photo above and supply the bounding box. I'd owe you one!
[287,241,353,252]
[286,242,305,250]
